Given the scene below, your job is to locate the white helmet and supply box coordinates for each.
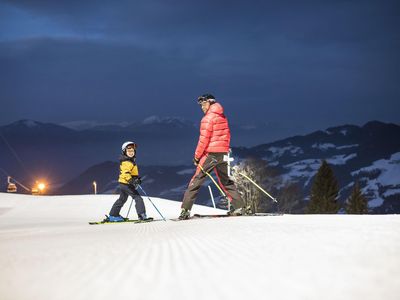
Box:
[121,141,137,153]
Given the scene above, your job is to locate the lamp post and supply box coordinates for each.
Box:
[93,181,97,195]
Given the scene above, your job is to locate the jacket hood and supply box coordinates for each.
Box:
[207,102,224,115]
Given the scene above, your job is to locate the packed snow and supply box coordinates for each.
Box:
[0,193,399,300]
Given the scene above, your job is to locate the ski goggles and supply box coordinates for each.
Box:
[197,96,215,105]
[197,96,207,104]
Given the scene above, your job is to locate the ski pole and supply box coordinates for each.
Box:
[208,185,216,209]
[237,172,278,203]
[137,185,166,221]
[197,164,227,198]
[126,198,134,219]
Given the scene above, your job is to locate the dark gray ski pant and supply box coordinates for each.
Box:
[110,183,145,217]
[181,152,244,211]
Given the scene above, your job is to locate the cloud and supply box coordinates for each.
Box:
[0,0,399,130]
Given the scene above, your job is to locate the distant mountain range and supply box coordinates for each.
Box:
[0,118,197,186]
[0,117,301,184]
[1,119,399,213]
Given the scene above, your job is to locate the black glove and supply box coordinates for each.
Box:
[193,157,200,166]
[128,176,142,187]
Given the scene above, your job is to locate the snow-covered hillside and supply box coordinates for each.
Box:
[233,121,400,213]
[0,193,399,300]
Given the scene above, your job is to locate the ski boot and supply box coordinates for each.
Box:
[228,205,253,216]
[228,207,244,216]
[178,208,191,220]
[138,213,147,220]
[107,215,126,222]
[244,205,253,215]
[138,213,153,221]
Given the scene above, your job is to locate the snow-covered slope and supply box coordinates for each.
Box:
[0,193,399,300]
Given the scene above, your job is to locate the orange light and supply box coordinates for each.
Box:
[38,183,46,191]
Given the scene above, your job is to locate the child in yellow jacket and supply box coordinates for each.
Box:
[108,141,148,222]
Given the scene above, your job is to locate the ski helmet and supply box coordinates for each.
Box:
[197,93,216,105]
[121,141,137,154]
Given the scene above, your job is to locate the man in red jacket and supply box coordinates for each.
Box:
[179,94,245,220]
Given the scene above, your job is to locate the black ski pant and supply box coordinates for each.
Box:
[181,152,244,211]
[110,183,145,217]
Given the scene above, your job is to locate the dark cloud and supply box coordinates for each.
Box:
[0,0,399,134]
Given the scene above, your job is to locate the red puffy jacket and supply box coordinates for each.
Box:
[194,102,231,159]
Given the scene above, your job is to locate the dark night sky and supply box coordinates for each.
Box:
[0,0,399,136]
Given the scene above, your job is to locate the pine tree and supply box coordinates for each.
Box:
[345,181,368,214]
[307,160,340,214]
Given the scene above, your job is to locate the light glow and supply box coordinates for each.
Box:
[37,183,46,191]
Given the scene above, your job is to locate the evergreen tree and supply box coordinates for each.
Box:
[307,160,340,214]
[345,181,368,214]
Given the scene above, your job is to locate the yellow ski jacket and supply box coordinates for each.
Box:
[118,159,139,184]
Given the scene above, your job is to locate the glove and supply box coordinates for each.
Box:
[193,157,200,166]
[128,176,142,187]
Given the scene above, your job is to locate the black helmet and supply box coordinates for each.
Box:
[197,93,216,104]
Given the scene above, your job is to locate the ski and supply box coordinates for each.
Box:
[169,218,186,222]
[193,213,283,218]
[89,217,154,225]
[169,213,283,221]
[193,213,230,218]
[169,217,199,222]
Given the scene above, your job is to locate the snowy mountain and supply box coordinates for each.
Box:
[0,193,399,300]
[233,121,400,213]
[1,119,76,135]
[61,120,130,131]
[61,116,195,131]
